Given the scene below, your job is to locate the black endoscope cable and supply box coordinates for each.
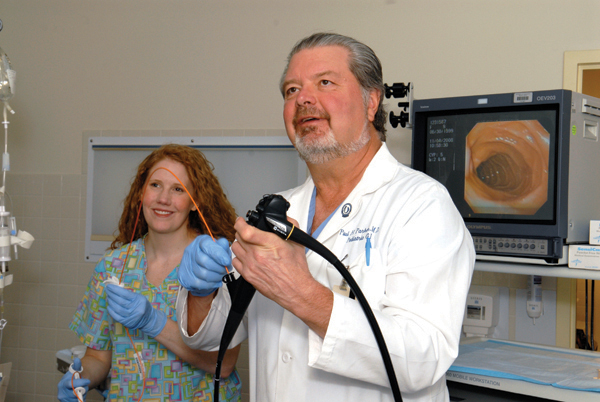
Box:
[212,195,402,402]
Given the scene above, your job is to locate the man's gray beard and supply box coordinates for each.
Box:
[294,122,370,165]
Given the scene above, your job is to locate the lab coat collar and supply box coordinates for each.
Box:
[357,142,398,194]
[289,143,399,243]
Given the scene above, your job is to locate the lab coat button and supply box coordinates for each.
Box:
[282,352,292,363]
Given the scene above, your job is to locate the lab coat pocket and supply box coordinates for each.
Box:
[346,250,386,310]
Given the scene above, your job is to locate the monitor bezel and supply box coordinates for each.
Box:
[410,90,571,240]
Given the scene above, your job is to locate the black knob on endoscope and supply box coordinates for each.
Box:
[246,210,261,227]
[246,194,290,232]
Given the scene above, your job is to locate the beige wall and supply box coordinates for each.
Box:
[1,0,600,400]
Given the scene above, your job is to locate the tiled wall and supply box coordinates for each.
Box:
[0,171,98,401]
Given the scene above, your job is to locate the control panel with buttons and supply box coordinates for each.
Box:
[472,236,550,257]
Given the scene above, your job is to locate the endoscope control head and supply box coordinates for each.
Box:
[246,194,291,237]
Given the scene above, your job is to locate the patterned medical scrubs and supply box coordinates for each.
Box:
[71,237,242,401]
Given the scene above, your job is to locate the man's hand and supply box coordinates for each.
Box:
[231,216,333,337]
[231,217,314,309]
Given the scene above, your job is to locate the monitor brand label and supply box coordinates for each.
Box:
[537,95,556,102]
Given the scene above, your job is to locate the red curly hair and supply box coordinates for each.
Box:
[110,144,237,249]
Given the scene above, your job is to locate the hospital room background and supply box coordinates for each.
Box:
[1,1,600,401]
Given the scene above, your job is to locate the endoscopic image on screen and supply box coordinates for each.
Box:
[464,120,550,216]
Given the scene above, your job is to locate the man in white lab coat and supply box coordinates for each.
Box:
[176,32,475,402]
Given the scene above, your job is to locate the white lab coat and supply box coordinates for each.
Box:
[177,143,475,402]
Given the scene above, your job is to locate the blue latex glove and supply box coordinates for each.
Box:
[57,357,89,402]
[105,284,167,338]
[178,235,232,297]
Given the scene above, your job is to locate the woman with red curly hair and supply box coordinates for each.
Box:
[59,144,242,402]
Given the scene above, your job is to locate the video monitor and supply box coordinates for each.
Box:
[421,106,557,224]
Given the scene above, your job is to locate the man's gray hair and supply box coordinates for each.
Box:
[280,32,387,141]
